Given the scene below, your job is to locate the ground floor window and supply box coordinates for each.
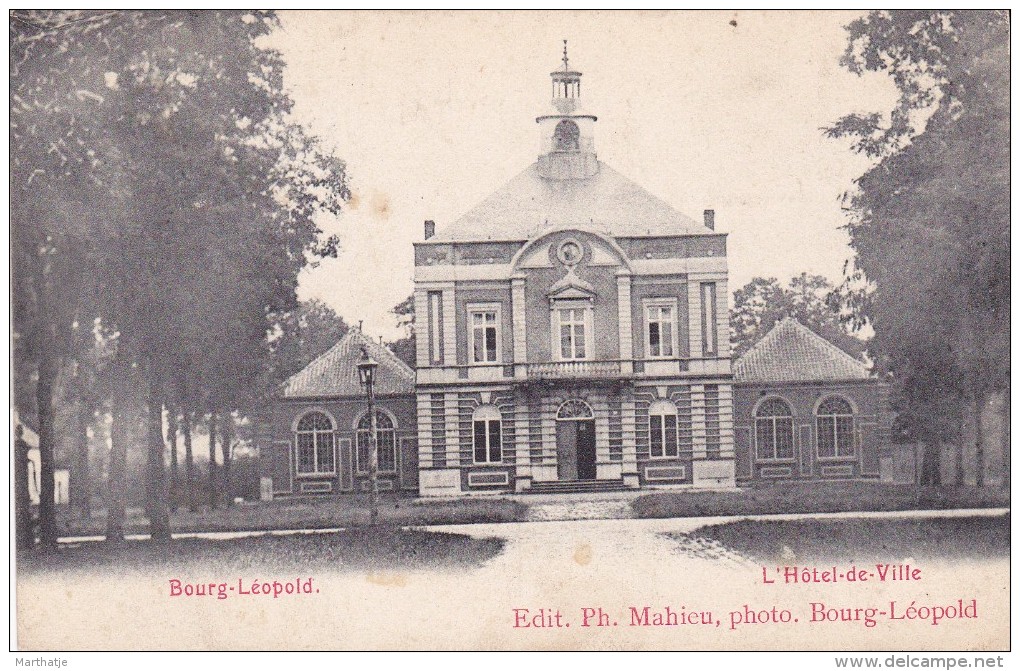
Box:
[473,405,502,463]
[648,399,679,458]
[295,411,335,475]
[816,397,855,458]
[356,410,397,474]
[755,397,793,460]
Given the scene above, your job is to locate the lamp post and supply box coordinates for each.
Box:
[356,346,380,525]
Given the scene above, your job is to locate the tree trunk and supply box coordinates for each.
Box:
[220,412,233,506]
[36,349,58,549]
[974,389,986,488]
[955,409,966,487]
[921,440,942,486]
[71,399,92,519]
[146,381,172,542]
[182,410,196,513]
[166,408,179,511]
[15,433,33,550]
[106,358,130,543]
[208,411,218,510]
[1001,386,1010,490]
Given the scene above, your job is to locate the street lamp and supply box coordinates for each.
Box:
[356,346,380,525]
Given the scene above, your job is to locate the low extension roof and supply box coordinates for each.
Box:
[433,161,713,242]
[279,328,415,399]
[734,317,871,384]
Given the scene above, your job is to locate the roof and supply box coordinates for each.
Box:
[433,161,713,242]
[733,317,871,384]
[279,329,415,399]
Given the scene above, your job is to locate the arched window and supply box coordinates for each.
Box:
[816,397,855,459]
[648,399,679,458]
[557,399,593,420]
[554,119,580,151]
[295,412,335,475]
[356,410,397,475]
[473,405,502,464]
[754,398,793,461]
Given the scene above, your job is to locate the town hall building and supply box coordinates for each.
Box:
[262,47,891,498]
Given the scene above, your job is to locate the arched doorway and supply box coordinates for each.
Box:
[556,399,596,480]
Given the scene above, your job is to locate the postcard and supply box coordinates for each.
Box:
[11,10,1010,655]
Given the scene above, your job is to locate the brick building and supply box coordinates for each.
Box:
[263,48,891,498]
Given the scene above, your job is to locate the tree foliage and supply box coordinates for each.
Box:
[11,10,349,544]
[730,274,867,360]
[826,11,1008,478]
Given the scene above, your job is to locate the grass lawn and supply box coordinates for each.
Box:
[633,481,1010,519]
[58,495,529,538]
[19,527,505,575]
[673,513,1010,563]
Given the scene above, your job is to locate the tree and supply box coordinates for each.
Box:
[730,274,867,360]
[827,11,1009,486]
[12,11,349,545]
[387,294,416,368]
[270,298,350,384]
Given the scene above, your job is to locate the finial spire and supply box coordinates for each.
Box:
[562,39,569,71]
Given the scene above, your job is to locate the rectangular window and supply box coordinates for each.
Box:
[558,307,588,360]
[649,410,679,458]
[473,419,502,463]
[645,300,677,358]
[468,304,500,363]
[701,283,718,356]
[428,291,443,364]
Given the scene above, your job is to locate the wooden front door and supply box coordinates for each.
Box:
[556,420,578,480]
[576,419,596,480]
[556,419,597,481]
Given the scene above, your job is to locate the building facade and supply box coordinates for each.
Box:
[264,329,419,497]
[731,317,891,483]
[412,50,734,496]
[264,49,893,498]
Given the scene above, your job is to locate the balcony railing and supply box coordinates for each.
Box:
[526,360,623,380]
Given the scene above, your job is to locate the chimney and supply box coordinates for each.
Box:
[703,209,715,231]
[424,220,436,240]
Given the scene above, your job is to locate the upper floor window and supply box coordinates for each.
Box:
[295,411,335,475]
[558,307,588,360]
[472,405,502,464]
[755,397,793,461]
[648,399,679,458]
[816,397,855,459]
[468,303,501,364]
[645,299,677,358]
[356,410,397,474]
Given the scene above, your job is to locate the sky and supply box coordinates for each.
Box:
[264,10,897,340]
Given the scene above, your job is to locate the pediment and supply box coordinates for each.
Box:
[548,271,596,301]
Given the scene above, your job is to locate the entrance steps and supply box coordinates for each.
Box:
[526,479,631,495]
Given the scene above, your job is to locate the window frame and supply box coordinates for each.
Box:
[472,405,503,464]
[294,411,337,477]
[815,396,856,461]
[467,302,502,365]
[355,409,398,475]
[753,397,795,462]
[700,282,718,356]
[553,302,593,361]
[648,399,680,459]
[428,290,443,365]
[644,298,678,359]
